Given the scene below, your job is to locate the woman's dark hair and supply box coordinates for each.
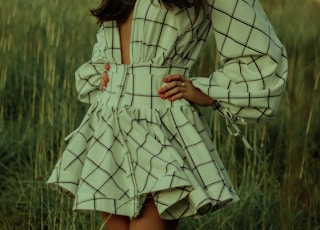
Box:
[90,0,205,24]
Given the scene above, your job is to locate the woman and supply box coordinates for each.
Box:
[47,0,287,229]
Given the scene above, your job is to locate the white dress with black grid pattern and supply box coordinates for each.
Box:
[47,0,287,219]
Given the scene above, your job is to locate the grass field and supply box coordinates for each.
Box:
[0,0,319,229]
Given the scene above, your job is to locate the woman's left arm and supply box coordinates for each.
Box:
[159,0,288,121]
[158,74,215,106]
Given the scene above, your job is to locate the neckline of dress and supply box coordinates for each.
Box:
[115,0,139,65]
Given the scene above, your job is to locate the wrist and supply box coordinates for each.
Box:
[210,100,219,109]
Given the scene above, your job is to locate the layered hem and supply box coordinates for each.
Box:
[47,68,239,219]
[47,161,239,219]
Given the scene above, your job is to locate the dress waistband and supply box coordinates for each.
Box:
[108,63,190,77]
[98,63,191,109]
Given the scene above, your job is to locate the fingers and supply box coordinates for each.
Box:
[159,74,186,92]
[158,74,214,106]
[167,92,185,101]
[158,81,185,94]
[158,75,188,101]
[162,74,184,83]
[159,85,185,100]
[100,64,111,91]
[100,64,112,91]
[100,71,109,91]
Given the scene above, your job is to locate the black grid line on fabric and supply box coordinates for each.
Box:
[134,17,177,31]
[266,88,271,111]
[239,56,276,81]
[185,7,195,36]
[48,0,287,219]
[239,61,250,93]
[167,171,190,186]
[81,156,129,196]
[75,196,125,210]
[189,108,207,130]
[77,65,99,90]
[237,5,257,56]
[163,128,178,143]
[248,92,252,107]
[134,146,180,192]
[130,3,138,66]
[130,70,136,107]
[126,129,179,170]
[159,122,180,144]
[196,127,209,139]
[276,69,287,83]
[212,2,278,45]
[212,93,283,100]
[142,1,152,28]
[56,179,79,188]
[113,199,117,215]
[62,120,95,171]
[159,109,194,146]
[150,73,154,109]
[63,149,86,171]
[212,14,283,63]
[204,179,226,191]
[265,17,272,57]
[153,198,174,210]
[89,132,118,158]
[169,118,229,193]
[101,115,126,147]
[255,107,270,122]
[218,0,241,55]
[154,9,169,60]
[181,139,205,151]
[252,58,266,89]
[168,109,207,186]
[103,26,118,60]
[127,129,177,164]
[215,32,265,58]
[130,40,170,53]
[88,102,100,116]
[118,189,131,200]
[132,117,164,134]
[227,90,231,104]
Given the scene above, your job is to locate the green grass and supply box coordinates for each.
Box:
[0,0,319,229]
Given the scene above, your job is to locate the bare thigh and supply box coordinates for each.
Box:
[129,196,179,230]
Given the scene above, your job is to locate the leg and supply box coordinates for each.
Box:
[129,197,179,230]
[101,212,130,230]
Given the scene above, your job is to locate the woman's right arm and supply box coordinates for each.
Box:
[75,26,108,104]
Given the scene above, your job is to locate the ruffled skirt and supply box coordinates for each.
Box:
[47,64,239,219]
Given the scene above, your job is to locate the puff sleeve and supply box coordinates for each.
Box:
[74,27,107,104]
[192,0,288,124]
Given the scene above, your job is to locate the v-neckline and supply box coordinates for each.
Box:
[116,2,138,65]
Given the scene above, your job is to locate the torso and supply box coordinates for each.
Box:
[118,11,133,64]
